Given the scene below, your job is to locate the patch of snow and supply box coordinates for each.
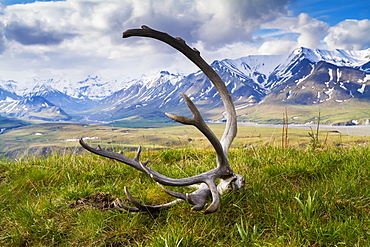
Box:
[339,82,347,91]
[328,68,334,85]
[286,90,292,99]
[159,97,172,108]
[5,97,16,102]
[358,84,366,94]
[66,136,99,142]
[337,69,342,82]
[324,87,334,100]
[359,74,370,83]
[299,47,370,67]
[230,81,238,93]
[234,103,255,111]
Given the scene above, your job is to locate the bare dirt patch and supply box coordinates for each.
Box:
[69,192,118,210]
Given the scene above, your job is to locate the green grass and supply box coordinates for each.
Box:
[1,142,369,246]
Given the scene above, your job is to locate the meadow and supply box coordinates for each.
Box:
[0,123,369,246]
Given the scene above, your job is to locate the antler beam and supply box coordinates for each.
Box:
[80,25,244,214]
[123,25,237,153]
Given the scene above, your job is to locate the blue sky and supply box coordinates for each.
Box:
[290,0,369,25]
[0,0,369,82]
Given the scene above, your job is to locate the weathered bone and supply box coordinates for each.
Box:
[79,25,244,214]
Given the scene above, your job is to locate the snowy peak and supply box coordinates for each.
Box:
[1,76,136,101]
[294,47,370,67]
[138,71,184,88]
[71,75,131,100]
[222,54,288,76]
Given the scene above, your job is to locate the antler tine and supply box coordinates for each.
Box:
[79,138,148,173]
[112,198,139,212]
[123,187,183,213]
[138,162,222,186]
[165,93,228,167]
[157,183,212,211]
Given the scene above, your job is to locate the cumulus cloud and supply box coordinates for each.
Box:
[4,19,76,45]
[189,0,292,48]
[258,38,298,55]
[262,13,329,49]
[324,19,370,50]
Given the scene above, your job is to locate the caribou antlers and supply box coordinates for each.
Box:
[79,25,244,214]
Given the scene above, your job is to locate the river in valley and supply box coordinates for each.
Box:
[238,122,370,136]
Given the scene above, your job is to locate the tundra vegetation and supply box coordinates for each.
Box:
[0,132,369,246]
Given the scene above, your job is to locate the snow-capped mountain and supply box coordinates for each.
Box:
[0,47,369,122]
[86,65,267,121]
[1,76,136,101]
[0,94,71,121]
[261,47,370,104]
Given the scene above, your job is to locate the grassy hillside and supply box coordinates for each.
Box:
[0,143,369,246]
[233,100,370,125]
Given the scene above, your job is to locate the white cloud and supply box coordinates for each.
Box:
[191,0,292,48]
[261,13,329,49]
[324,19,370,50]
[258,38,298,55]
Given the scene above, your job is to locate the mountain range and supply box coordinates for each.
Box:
[0,47,369,124]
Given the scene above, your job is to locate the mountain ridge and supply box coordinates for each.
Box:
[0,47,369,124]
